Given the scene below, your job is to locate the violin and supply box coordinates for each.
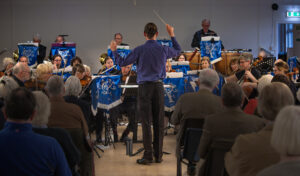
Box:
[24,79,46,91]
[80,75,92,87]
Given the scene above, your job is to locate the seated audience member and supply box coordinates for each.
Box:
[12,62,31,87]
[225,82,295,176]
[32,91,81,175]
[65,56,83,73]
[201,56,210,69]
[64,76,91,123]
[176,53,187,61]
[0,76,19,129]
[18,56,29,65]
[0,87,71,176]
[243,74,273,115]
[197,82,265,175]
[271,74,298,104]
[26,63,53,91]
[257,106,300,176]
[52,54,63,71]
[45,75,93,176]
[1,57,15,76]
[171,68,222,158]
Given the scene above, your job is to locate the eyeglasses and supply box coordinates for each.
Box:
[54,59,61,62]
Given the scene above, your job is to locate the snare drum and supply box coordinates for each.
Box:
[184,51,201,70]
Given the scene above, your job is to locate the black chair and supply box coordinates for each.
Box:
[201,139,234,176]
[177,118,205,176]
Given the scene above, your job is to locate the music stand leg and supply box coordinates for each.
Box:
[104,112,115,149]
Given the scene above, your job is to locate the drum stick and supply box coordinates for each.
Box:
[153,10,167,25]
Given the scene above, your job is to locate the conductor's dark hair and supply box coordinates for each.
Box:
[5,87,36,120]
[70,56,82,66]
[221,82,243,107]
[144,22,158,39]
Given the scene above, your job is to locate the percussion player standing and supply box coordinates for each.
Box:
[110,22,181,165]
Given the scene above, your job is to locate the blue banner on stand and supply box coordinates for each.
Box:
[51,43,76,68]
[108,46,131,70]
[157,39,173,47]
[171,62,190,74]
[212,74,224,96]
[18,43,39,66]
[91,75,122,115]
[163,77,185,112]
[200,36,222,64]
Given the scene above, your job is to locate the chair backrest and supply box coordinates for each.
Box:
[203,139,234,176]
[182,128,202,162]
[180,118,205,147]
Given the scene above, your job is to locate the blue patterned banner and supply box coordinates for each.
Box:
[18,43,38,66]
[171,61,190,74]
[200,36,222,64]
[91,75,122,115]
[51,43,76,68]
[163,76,185,112]
[157,39,173,47]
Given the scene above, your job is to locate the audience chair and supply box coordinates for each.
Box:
[177,118,205,176]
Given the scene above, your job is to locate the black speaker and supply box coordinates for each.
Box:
[272,3,279,11]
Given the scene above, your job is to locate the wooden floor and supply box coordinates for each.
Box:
[93,124,187,176]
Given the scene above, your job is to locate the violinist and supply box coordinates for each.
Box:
[1,57,15,77]
[19,56,29,65]
[97,55,120,75]
[72,64,86,81]
[228,57,240,76]
[176,53,187,62]
[166,60,175,72]
[65,56,82,73]
[119,64,138,142]
[226,53,261,99]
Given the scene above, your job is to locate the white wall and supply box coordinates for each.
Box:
[1,0,300,72]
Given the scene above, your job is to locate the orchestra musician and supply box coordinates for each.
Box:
[228,57,240,76]
[119,64,138,142]
[201,56,210,69]
[33,33,47,64]
[191,19,224,49]
[52,54,63,71]
[65,56,83,73]
[1,57,15,77]
[110,23,181,164]
[97,55,120,75]
[176,53,187,62]
[226,53,261,99]
[19,56,29,65]
[25,63,53,91]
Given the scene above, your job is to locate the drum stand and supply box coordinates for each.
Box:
[104,112,115,149]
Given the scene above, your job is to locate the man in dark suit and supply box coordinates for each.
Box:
[33,34,46,64]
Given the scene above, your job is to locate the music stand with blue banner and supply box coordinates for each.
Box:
[200,36,222,64]
[18,43,39,67]
[185,70,201,93]
[50,43,76,68]
[108,45,131,70]
[157,39,173,47]
[171,61,190,74]
[164,72,185,112]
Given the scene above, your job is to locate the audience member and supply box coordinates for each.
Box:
[0,87,71,176]
[2,57,15,76]
[257,106,300,176]
[197,82,265,175]
[12,62,31,87]
[225,82,294,176]
[32,91,81,175]
[171,68,222,158]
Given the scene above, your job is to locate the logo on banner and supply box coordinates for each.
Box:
[58,50,70,65]
[165,83,177,103]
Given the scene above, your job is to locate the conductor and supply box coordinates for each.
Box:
[110,22,181,165]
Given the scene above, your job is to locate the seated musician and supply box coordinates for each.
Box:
[97,55,120,75]
[72,64,86,80]
[201,56,210,69]
[25,63,53,91]
[228,57,240,75]
[119,64,138,142]
[166,60,175,72]
[176,53,187,62]
[226,53,261,99]
[19,56,29,65]
[65,56,83,73]
[52,54,63,71]
[1,57,15,76]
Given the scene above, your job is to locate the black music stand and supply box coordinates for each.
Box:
[254,57,275,75]
[103,112,115,148]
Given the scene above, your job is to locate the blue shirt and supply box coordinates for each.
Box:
[0,122,72,176]
[113,37,181,84]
